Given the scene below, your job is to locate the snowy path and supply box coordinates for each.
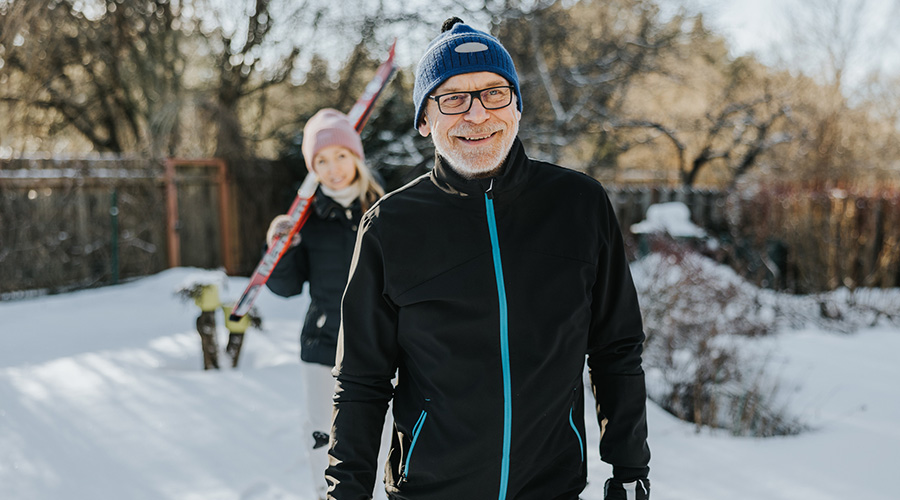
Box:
[1,269,898,499]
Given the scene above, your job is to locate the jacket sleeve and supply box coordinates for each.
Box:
[586,190,651,480]
[326,210,399,499]
[263,243,309,297]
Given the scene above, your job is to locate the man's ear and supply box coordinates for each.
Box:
[417,114,431,137]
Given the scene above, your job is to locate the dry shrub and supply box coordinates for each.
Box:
[633,236,806,436]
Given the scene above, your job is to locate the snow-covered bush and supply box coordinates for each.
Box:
[769,286,900,333]
[632,238,805,436]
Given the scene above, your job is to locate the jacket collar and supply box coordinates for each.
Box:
[313,187,359,219]
[429,138,530,200]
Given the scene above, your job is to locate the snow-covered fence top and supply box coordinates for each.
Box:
[607,184,900,293]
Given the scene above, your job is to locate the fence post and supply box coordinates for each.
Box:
[164,159,180,269]
[110,188,119,284]
[214,159,236,275]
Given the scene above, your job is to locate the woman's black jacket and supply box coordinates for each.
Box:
[265,189,363,366]
[326,139,651,499]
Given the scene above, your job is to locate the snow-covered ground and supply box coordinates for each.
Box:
[1,266,899,499]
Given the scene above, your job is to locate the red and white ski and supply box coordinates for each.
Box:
[230,41,396,321]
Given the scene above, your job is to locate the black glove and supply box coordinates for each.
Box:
[604,478,650,500]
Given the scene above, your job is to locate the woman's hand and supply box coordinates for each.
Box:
[266,214,302,248]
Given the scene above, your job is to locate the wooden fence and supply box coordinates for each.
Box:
[1,157,166,297]
[607,185,900,293]
[0,156,292,297]
[607,186,728,234]
[1,157,897,297]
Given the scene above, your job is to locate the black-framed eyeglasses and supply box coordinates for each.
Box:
[428,86,515,115]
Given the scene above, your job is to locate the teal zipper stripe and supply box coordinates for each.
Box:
[569,407,585,462]
[485,194,512,500]
[403,410,428,479]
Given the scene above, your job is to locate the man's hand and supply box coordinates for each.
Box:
[266,214,301,248]
[604,478,650,500]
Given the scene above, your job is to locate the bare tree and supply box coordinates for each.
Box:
[0,0,188,156]
[493,0,683,167]
[617,87,792,187]
[0,0,47,49]
[599,14,796,187]
[772,0,900,186]
[782,0,900,94]
[200,0,305,162]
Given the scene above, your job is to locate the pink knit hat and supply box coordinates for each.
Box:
[301,108,365,171]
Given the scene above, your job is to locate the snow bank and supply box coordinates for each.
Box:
[1,266,898,499]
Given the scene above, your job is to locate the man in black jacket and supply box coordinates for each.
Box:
[325,18,651,500]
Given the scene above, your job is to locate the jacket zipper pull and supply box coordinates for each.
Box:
[485,178,495,200]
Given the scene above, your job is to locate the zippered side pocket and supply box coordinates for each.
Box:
[401,409,428,482]
[569,395,585,464]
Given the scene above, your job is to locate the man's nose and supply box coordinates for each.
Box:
[464,97,490,123]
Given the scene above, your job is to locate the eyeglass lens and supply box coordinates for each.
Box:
[437,87,512,114]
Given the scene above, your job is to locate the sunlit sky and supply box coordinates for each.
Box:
[674,0,900,88]
[389,0,900,92]
[44,0,900,91]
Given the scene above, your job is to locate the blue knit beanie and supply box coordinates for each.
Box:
[413,18,522,128]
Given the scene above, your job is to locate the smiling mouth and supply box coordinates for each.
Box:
[457,131,498,143]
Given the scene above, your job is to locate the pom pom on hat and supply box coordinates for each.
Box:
[301,109,365,171]
[413,17,522,128]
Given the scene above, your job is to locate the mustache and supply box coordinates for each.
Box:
[450,124,503,137]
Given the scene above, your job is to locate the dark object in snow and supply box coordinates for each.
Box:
[312,431,329,449]
[222,303,257,368]
[196,311,219,370]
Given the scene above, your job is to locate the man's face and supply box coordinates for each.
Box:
[418,71,521,179]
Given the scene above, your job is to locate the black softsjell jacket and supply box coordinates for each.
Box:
[327,139,650,500]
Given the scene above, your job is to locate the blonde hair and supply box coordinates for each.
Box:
[353,155,385,212]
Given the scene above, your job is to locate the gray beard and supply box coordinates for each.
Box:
[445,155,507,180]
[433,136,516,180]
[430,116,519,180]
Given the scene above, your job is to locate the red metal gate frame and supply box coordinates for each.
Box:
[164,158,235,274]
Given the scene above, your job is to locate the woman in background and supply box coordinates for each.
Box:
[264,108,383,500]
